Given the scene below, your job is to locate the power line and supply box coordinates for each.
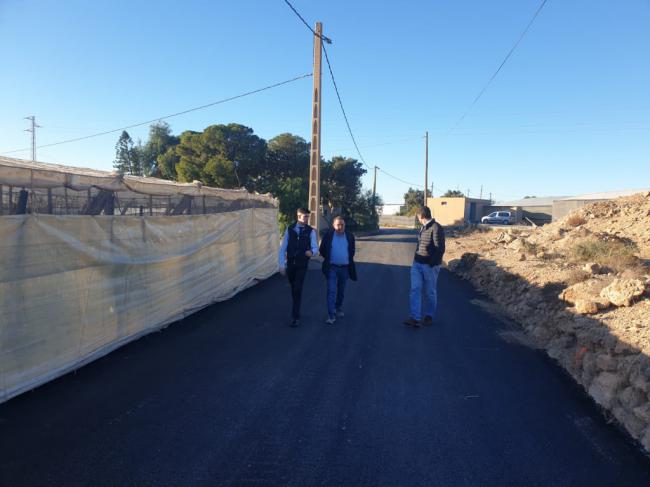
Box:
[283,0,332,44]
[450,0,549,130]
[322,46,434,189]
[283,1,428,191]
[2,73,313,155]
[321,45,373,171]
[326,134,424,154]
[376,167,423,188]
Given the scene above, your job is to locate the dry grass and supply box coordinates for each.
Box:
[617,264,650,280]
[570,234,640,271]
[523,241,539,256]
[566,214,587,227]
[564,268,592,286]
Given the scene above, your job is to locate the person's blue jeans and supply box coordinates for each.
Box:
[327,265,348,318]
[409,262,441,321]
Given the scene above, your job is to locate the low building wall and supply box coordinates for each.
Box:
[379,215,416,228]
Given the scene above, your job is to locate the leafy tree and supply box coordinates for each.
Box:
[399,187,431,216]
[113,131,142,176]
[275,177,310,232]
[321,156,367,218]
[265,133,310,182]
[140,122,179,178]
[351,190,383,230]
[261,134,311,225]
[169,124,266,190]
[442,189,465,197]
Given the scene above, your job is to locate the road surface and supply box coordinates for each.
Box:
[1,229,649,486]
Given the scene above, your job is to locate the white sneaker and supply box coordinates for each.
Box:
[325,316,336,325]
[335,308,345,318]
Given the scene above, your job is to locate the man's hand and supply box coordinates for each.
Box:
[305,250,313,257]
[279,267,286,276]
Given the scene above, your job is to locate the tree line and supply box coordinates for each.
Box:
[113,122,382,230]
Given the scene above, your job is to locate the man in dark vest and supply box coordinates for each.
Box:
[404,206,445,327]
[278,207,319,327]
[319,215,357,324]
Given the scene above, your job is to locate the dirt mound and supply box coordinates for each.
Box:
[559,192,650,257]
[445,191,650,453]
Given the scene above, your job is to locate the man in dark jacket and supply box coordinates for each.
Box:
[404,206,445,327]
[279,208,319,327]
[319,216,357,324]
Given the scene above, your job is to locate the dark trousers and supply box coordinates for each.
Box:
[287,259,309,319]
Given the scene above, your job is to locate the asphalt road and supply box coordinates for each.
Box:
[2,229,650,486]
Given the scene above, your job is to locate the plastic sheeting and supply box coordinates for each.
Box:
[0,156,277,202]
[0,208,279,403]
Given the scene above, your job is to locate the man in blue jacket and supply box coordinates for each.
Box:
[404,206,445,328]
[319,216,357,324]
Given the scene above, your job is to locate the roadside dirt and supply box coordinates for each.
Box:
[445,191,650,451]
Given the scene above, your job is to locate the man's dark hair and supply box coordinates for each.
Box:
[416,206,432,219]
[297,207,311,215]
[332,215,345,223]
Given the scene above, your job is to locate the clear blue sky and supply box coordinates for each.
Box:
[1,0,649,204]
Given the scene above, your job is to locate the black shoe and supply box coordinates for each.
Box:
[403,317,420,327]
[422,316,433,326]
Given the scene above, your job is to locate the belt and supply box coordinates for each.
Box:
[331,263,349,267]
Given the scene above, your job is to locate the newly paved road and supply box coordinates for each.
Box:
[2,229,650,486]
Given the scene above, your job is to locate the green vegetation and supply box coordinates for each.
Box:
[114,124,379,230]
[442,189,465,197]
[570,235,639,270]
[397,188,431,216]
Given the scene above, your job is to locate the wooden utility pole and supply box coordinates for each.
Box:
[424,131,429,206]
[372,166,377,200]
[308,22,323,234]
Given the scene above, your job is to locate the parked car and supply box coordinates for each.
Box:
[481,211,513,225]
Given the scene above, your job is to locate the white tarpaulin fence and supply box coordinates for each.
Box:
[0,157,280,403]
[0,210,279,403]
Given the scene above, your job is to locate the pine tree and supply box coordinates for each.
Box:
[113,131,135,175]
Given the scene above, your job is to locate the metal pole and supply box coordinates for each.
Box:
[308,22,323,236]
[24,116,40,161]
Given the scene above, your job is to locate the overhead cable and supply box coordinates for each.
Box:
[283,0,332,44]
[283,1,433,191]
[450,0,549,130]
[377,167,423,188]
[2,73,313,155]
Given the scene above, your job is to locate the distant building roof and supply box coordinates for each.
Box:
[559,189,650,201]
[496,196,569,207]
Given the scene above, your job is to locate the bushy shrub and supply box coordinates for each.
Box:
[566,214,587,227]
[570,234,639,270]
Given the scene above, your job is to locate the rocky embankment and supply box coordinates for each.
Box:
[445,192,650,452]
